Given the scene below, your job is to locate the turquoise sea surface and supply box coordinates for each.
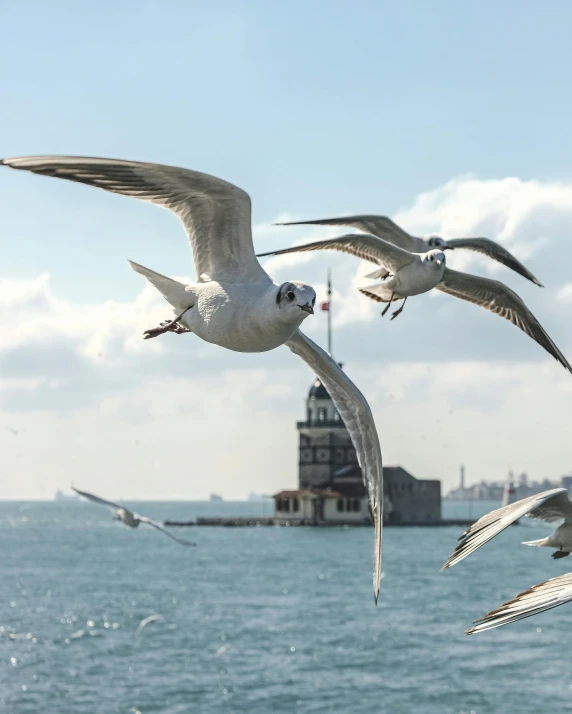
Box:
[2,499,571,714]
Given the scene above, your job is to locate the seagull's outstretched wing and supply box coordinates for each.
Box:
[441,488,569,570]
[138,516,197,546]
[71,485,127,513]
[275,215,421,252]
[286,330,383,604]
[258,233,415,274]
[436,268,572,373]
[466,572,572,634]
[0,156,269,285]
[446,237,543,287]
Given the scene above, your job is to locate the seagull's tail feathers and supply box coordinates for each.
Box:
[358,284,393,303]
[128,261,194,312]
[364,267,391,280]
[522,537,550,547]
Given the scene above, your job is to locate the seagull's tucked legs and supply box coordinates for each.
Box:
[390,297,407,321]
[381,293,395,317]
[143,308,192,340]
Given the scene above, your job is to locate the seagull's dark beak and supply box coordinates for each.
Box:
[299,303,314,315]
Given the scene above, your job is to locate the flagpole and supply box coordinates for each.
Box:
[327,268,332,357]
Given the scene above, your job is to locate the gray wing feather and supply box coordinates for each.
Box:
[436,268,572,373]
[466,572,572,634]
[138,517,197,546]
[71,486,127,513]
[447,237,543,287]
[1,155,268,284]
[441,488,568,570]
[286,330,383,604]
[257,233,415,273]
[527,490,572,523]
[275,215,421,251]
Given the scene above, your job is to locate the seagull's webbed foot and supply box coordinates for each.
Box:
[390,298,408,321]
[552,549,570,559]
[143,308,192,340]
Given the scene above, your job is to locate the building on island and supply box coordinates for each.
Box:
[273,375,441,525]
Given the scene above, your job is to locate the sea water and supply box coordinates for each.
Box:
[1,500,570,714]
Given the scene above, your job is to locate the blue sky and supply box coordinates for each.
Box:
[3,1,572,298]
[2,1,572,498]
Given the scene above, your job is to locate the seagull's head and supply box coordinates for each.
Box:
[427,235,450,250]
[275,281,316,323]
[424,249,447,269]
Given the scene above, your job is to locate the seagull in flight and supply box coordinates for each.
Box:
[1,155,383,603]
[257,233,571,373]
[275,214,543,286]
[441,487,572,570]
[71,485,197,546]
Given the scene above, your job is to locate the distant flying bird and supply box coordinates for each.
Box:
[1,156,383,604]
[275,214,543,286]
[5,427,20,436]
[441,488,572,570]
[71,486,197,546]
[258,233,571,373]
[466,571,572,634]
[135,614,164,635]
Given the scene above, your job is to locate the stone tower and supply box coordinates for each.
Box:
[297,377,359,488]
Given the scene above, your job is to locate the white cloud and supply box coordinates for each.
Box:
[2,174,572,498]
[557,283,572,302]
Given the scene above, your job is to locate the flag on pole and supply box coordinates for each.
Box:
[320,301,329,312]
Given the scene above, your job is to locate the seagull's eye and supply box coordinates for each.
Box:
[287,291,295,301]
[312,297,316,306]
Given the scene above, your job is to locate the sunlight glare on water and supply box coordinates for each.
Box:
[1,500,570,714]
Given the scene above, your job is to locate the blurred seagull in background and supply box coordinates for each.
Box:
[257,233,571,373]
[72,486,197,546]
[275,214,543,286]
[1,155,383,604]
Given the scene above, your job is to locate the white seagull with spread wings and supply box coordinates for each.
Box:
[258,233,571,373]
[1,155,383,603]
[275,214,543,286]
[442,488,572,570]
[72,485,196,546]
